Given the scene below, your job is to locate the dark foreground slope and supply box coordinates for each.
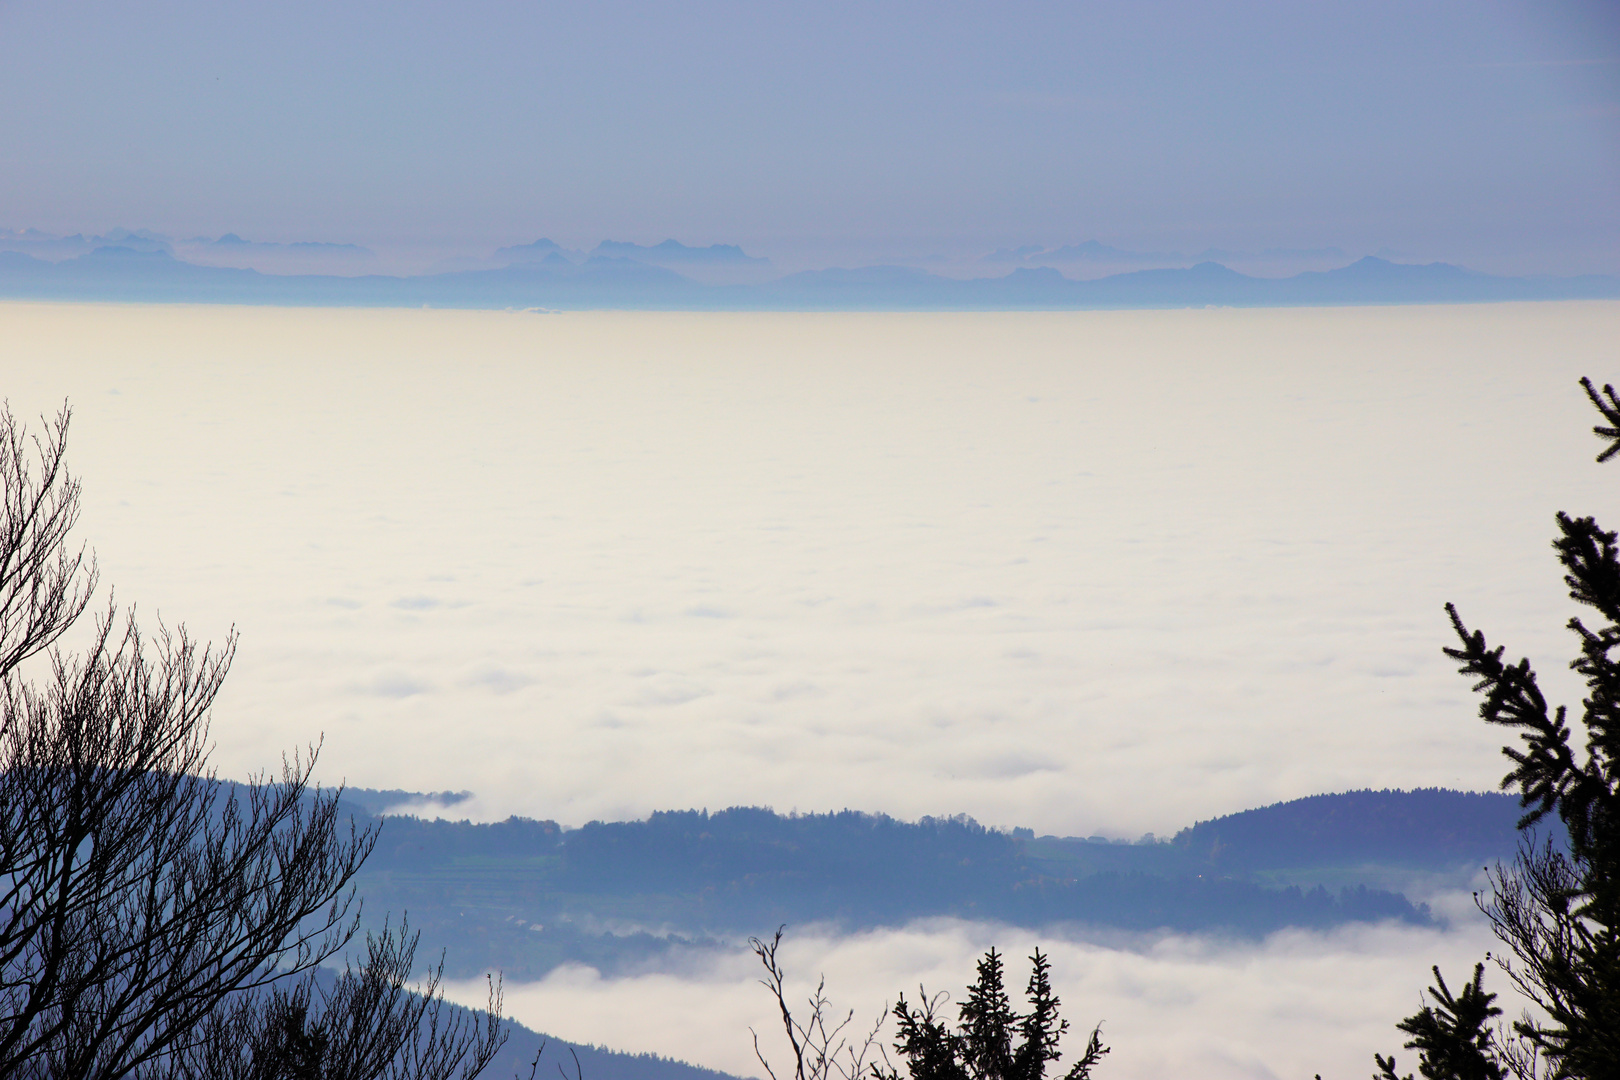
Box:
[482,1017,741,1080]
[340,789,1521,980]
[299,965,743,1080]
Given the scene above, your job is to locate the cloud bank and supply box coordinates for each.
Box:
[2,301,1615,839]
[445,910,1502,1080]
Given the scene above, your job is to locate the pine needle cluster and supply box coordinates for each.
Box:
[1376,378,1620,1080]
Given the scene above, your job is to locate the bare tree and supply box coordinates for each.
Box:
[178,919,505,1080]
[0,402,96,674]
[0,402,506,1079]
[750,928,889,1080]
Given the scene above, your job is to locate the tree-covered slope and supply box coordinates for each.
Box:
[338,789,1523,979]
[1169,788,1536,872]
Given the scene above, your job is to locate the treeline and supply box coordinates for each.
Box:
[354,787,1526,893]
[1170,787,1540,872]
[341,794,1499,966]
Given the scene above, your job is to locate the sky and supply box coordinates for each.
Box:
[4,4,1620,1072]
[1,1,1617,272]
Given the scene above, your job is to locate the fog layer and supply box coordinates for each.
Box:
[1,302,1616,836]
[444,911,1500,1080]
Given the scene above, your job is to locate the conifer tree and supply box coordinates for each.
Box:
[1374,964,1503,1080]
[1378,378,1620,1079]
[881,948,1106,1080]
[750,933,1104,1080]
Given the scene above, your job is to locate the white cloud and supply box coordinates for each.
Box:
[4,300,1591,1072]
[444,914,1504,1080]
[2,301,1614,837]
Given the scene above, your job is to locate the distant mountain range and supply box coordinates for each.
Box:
[486,238,765,268]
[0,239,1614,310]
[209,232,372,255]
[592,239,767,266]
[0,227,375,261]
[981,240,1352,266]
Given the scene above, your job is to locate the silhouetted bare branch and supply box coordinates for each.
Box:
[0,400,509,1079]
[750,927,889,1080]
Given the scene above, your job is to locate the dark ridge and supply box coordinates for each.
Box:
[1171,787,1545,871]
[487,1019,744,1080]
[344,797,1460,982]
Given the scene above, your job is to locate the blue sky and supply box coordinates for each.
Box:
[1,0,1616,271]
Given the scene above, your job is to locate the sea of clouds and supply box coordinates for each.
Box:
[4,301,1614,836]
[2,299,1615,1077]
[447,903,1501,1080]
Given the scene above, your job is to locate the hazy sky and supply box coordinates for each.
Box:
[1,1,1616,271]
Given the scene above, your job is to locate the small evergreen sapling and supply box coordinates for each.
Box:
[750,932,1104,1080]
[881,948,1106,1080]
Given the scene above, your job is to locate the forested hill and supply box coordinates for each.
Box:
[1170,788,1542,872]
[562,808,1020,900]
[346,786,1529,883]
[332,788,1527,979]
